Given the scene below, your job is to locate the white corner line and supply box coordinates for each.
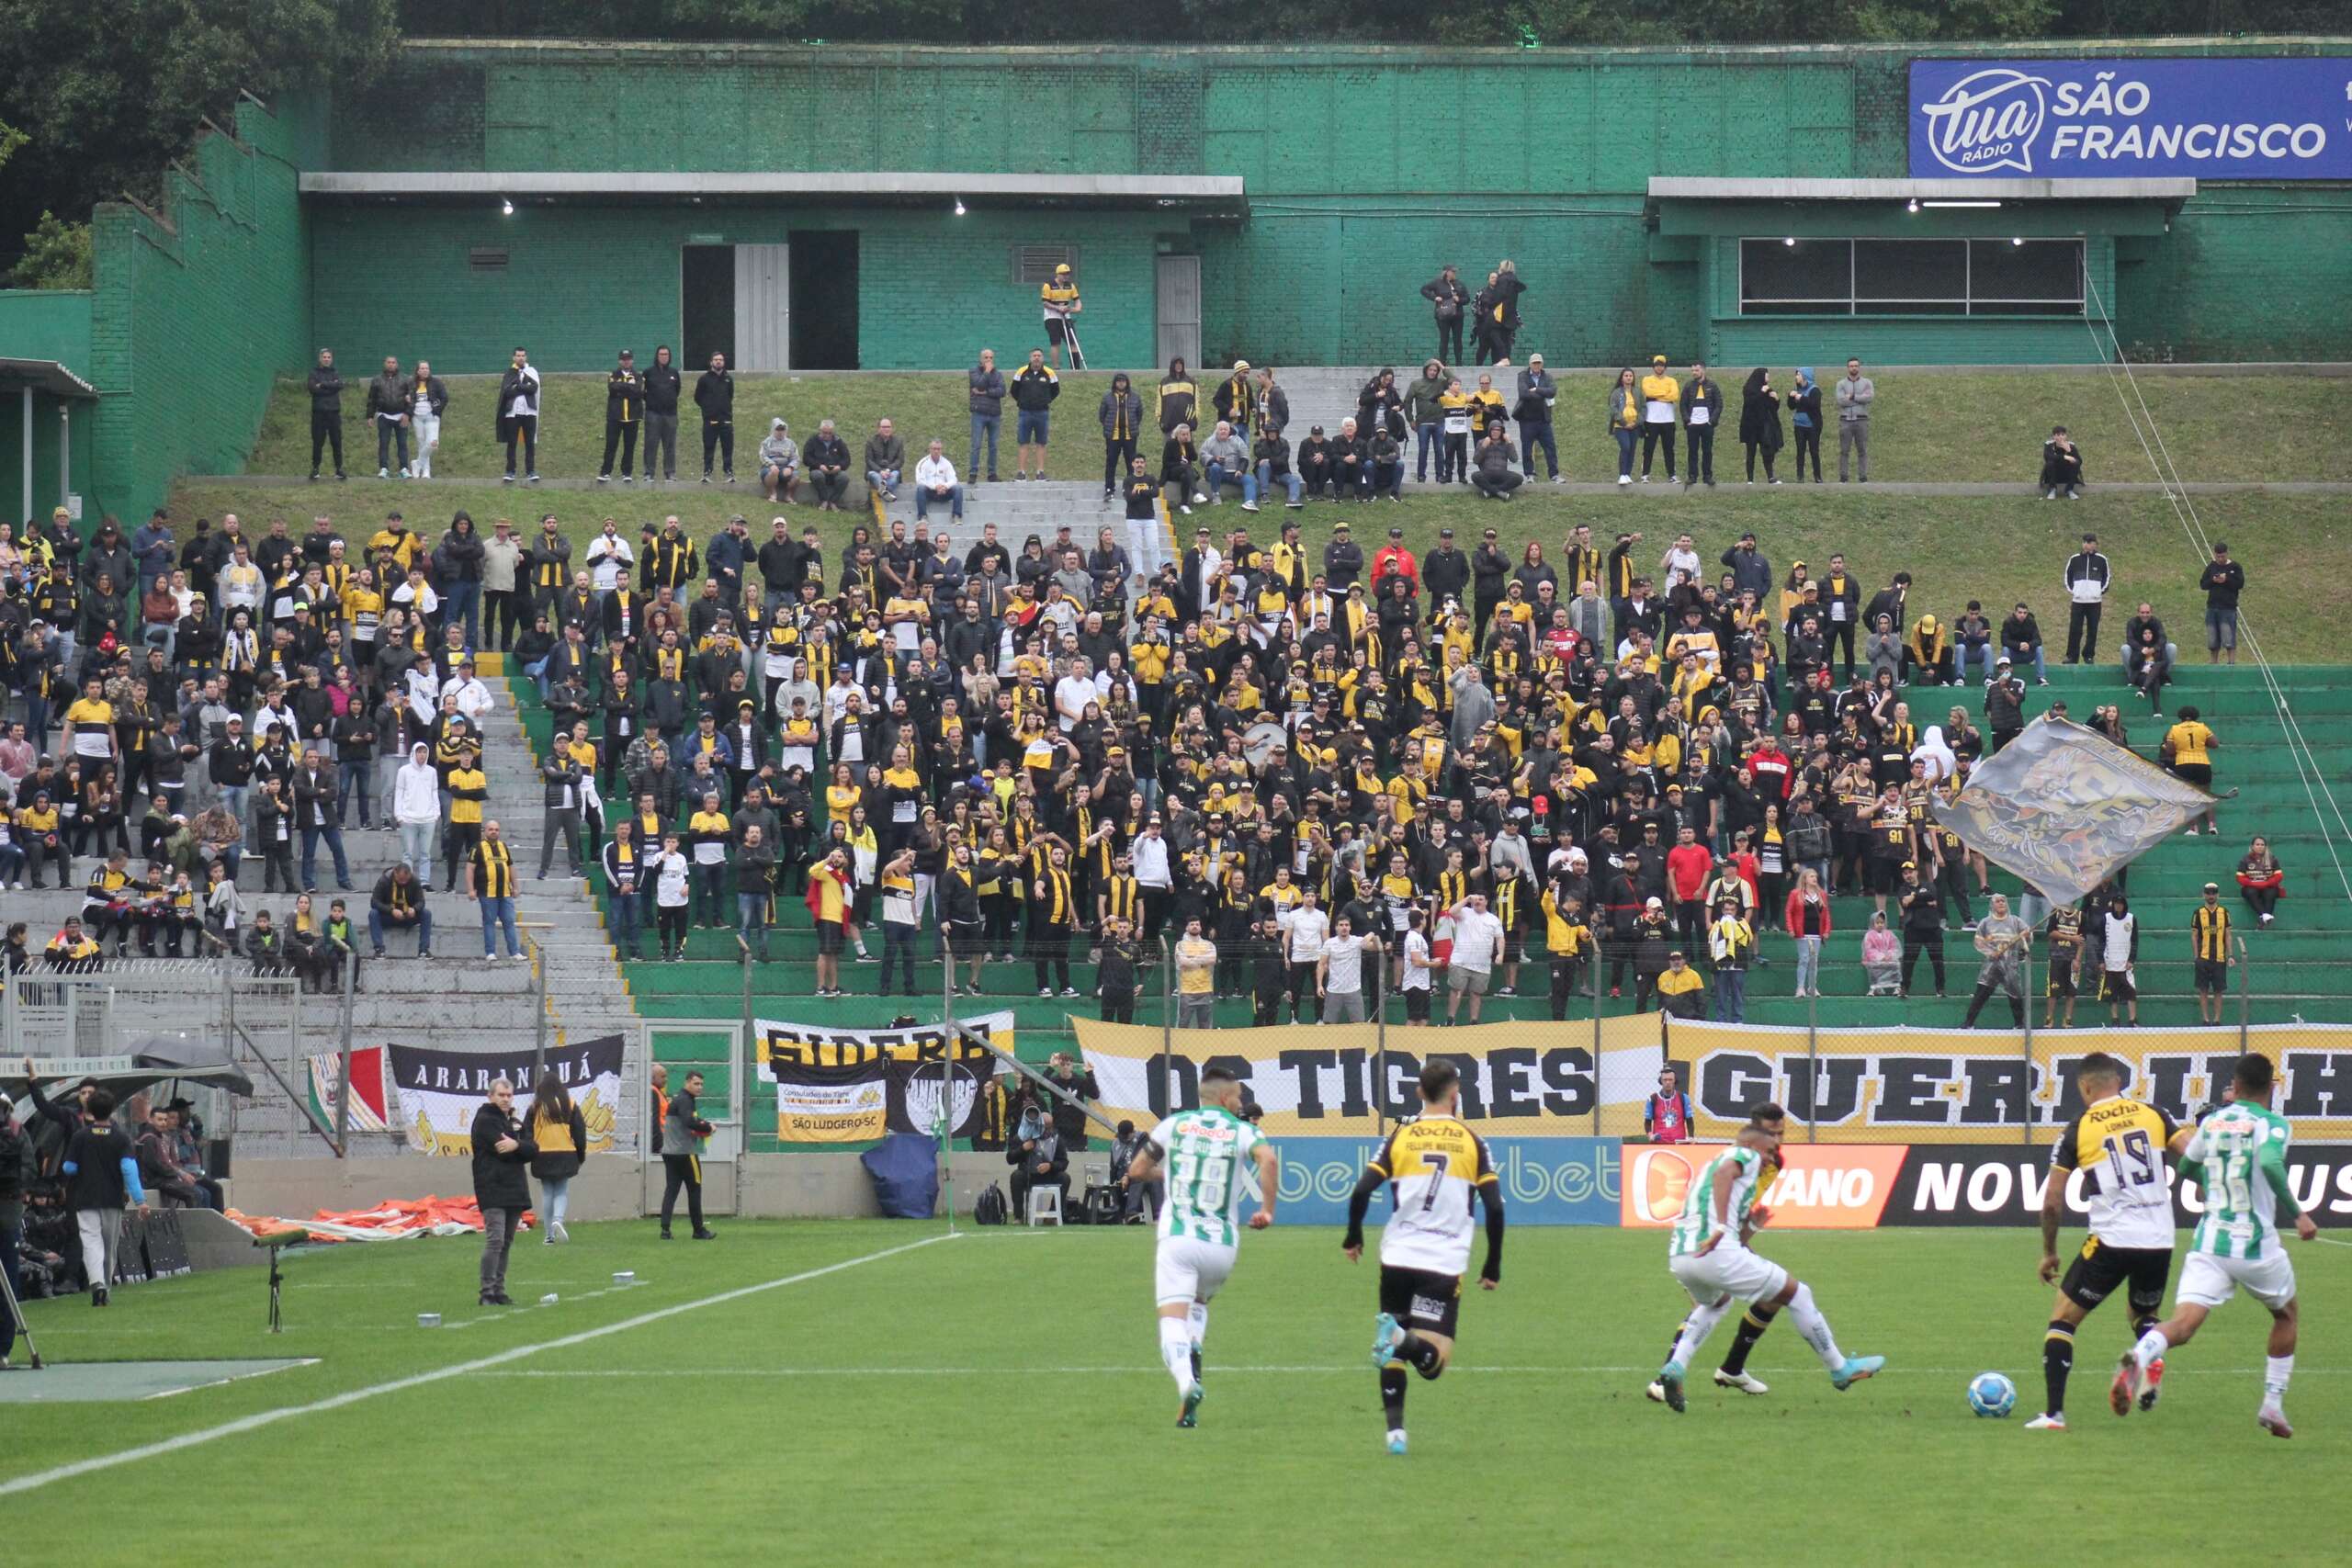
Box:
[142,1359,324,1401]
[0,1233,956,1498]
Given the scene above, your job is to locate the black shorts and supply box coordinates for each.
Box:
[2195,956,2228,993]
[816,923,844,956]
[2173,761,2212,791]
[945,919,982,952]
[1044,317,1072,344]
[2045,953,2077,998]
[1379,1265,1462,1339]
[2100,968,2135,1002]
[2059,1238,2172,1316]
[1403,986,1430,1022]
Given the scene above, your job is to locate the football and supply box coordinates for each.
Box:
[1968,1371,2018,1418]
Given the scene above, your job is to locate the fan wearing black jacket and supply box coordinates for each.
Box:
[694,353,736,481]
[306,350,345,480]
[469,1078,537,1304]
[598,350,645,483]
[1420,265,1470,362]
[642,344,684,481]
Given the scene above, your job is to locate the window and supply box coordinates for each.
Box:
[468,247,510,273]
[1012,244,1076,286]
[1738,238,2082,316]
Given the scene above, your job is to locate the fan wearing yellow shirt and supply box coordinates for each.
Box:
[2162,705,2220,836]
[63,681,117,764]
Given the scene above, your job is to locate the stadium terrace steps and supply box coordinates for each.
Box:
[485,615,2347,1049]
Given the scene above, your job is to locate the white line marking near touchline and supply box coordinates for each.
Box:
[0,1234,956,1499]
[469,1362,2344,1380]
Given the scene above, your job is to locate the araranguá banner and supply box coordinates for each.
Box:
[391,1035,625,1156]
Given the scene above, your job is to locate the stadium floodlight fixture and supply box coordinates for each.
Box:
[1922,199,2001,209]
[501,197,514,217]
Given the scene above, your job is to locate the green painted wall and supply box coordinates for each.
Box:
[0,288,96,371]
[309,204,1175,376]
[308,39,2352,373]
[86,93,328,525]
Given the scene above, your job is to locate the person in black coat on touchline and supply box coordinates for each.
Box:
[469,1077,537,1305]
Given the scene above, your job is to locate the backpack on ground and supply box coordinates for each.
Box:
[974,1182,1008,1225]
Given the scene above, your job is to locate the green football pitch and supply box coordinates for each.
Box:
[3,1222,2346,1564]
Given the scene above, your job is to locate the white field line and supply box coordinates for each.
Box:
[467,1363,2346,1379]
[0,1233,956,1498]
[143,1359,323,1401]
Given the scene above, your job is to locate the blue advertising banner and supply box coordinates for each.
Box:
[1909,58,2352,180]
[1266,1136,1622,1227]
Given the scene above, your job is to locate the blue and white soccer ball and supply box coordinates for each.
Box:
[1967,1371,2018,1418]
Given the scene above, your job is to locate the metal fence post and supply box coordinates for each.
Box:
[531,935,550,1084]
[1590,932,1604,1139]
[941,926,958,1231]
[2019,937,2037,1148]
[2235,935,2251,1061]
[1158,934,1173,1120]
[1374,958,1388,1139]
[333,949,356,1156]
[1805,982,1819,1145]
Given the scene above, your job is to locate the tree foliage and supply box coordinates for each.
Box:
[9,212,93,289]
[0,0,399,272]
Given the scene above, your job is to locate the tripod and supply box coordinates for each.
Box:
[0,1240,44,1370]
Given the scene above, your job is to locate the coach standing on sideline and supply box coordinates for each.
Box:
[661,1070,717,1240]
[469,1077,536,1307]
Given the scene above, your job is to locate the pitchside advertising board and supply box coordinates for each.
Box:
[1620,1142,2352,1229]
[1274,1137,1620,1227]
[1909,58,2352,180]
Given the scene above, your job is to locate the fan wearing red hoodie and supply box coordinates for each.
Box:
[1665,825,1716,954]
[1747,739,1793,800]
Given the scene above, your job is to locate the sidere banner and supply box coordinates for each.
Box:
[754,1011,1012,1144]
[1664,1021,2352,1145]
[1073,1017,1667,1137]
[392,1035,625,1157]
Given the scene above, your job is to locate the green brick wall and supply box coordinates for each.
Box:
[86,94,327,522]
[311,204,1171,376]
[311,40,2352,373]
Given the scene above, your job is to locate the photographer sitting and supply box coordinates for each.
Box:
[1109,1118,1162,1225]
[1003,1092,1069,1224]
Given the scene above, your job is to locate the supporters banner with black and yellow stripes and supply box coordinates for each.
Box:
[756,1010,1012,1143]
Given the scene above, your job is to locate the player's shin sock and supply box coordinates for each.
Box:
[1396,1332,1445,1380]
[1159,1315,1195,1394]
[1720,1305,1778,1376]
[2265,1356,2294,1404]
[1189,1302,1208,1382]
[2132,1325,2170,1370]
[1380,1364,1408,1430]
[1670,1299,1731,1369]
[2043,1321,2076,1416]
[1786,1283,1847,1371]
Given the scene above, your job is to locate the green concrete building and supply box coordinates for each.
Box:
[3,37,2346,520]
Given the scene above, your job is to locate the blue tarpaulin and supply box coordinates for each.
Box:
[860,1133,941,1220]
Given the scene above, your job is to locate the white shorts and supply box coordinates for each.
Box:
[1669,1245,1789,1308]
[1155,1235,1237,1308]
[2176,1248,2296,1313]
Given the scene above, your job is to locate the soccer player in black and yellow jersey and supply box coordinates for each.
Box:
[1342,1059,1504,1457]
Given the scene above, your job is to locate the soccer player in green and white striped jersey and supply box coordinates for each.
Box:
[1653,1103,1884,1414]
[1121,1066,1279,1428]
[2113,1054,2318,1437]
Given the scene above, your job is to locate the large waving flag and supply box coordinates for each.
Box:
[1930,716,2215,905]
[307,1044,391,1133]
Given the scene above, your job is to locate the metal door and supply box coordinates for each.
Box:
[641,1021,743,1216]
[1156,254,1201,371]
[733,244,791,372]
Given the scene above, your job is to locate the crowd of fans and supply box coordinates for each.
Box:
[0,326,2278,1020]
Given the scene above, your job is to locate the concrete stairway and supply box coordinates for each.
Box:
[872,479,1178,584]
[9,676,642,1157]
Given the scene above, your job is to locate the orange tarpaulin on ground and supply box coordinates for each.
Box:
[226,1196,531,1244]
